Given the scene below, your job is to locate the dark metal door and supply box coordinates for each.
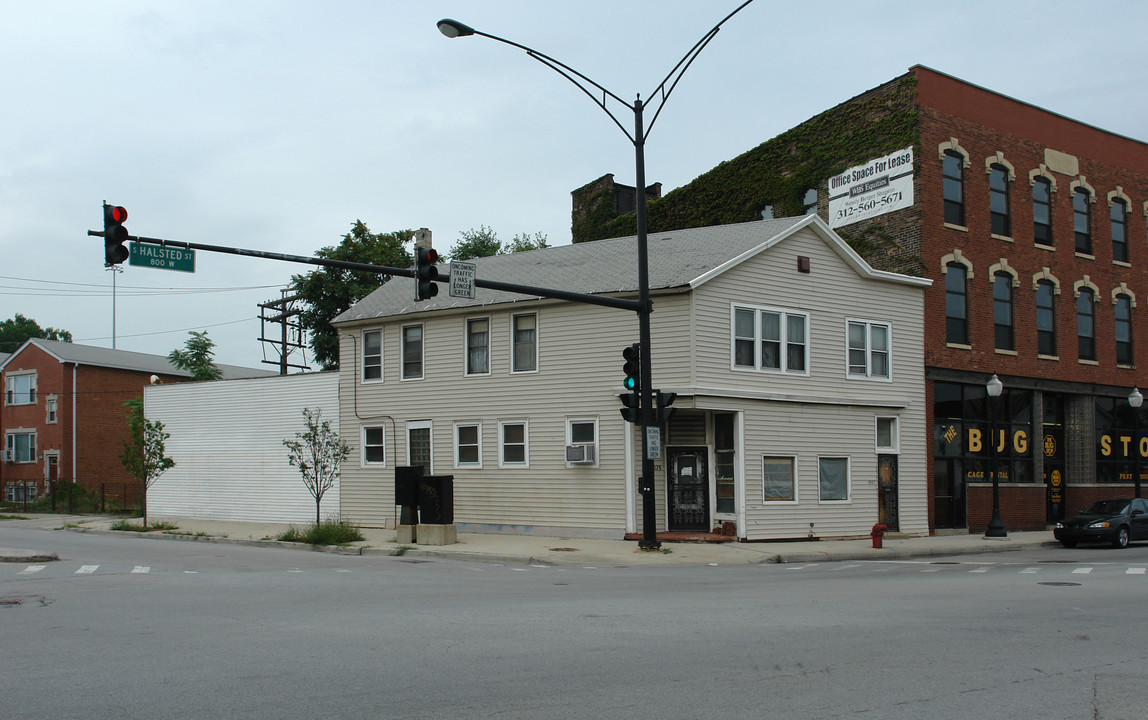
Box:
[878,454,899,531]
[668,448,708,531]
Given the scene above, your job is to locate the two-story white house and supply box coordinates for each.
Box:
[332,215,931,540]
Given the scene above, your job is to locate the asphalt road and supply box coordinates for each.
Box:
[3,527,1148,719]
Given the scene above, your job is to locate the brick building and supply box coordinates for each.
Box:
[1,339,273,505]
[574,65,1148,533]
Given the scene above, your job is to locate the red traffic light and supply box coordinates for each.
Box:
[108,205,128,223]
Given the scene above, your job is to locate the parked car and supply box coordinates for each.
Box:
[1054,498,1148,548]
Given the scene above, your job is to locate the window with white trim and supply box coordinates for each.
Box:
[876,417,898,452]
[565,417,598,466]
[846,320,890,379]
[732,305,808,374]
[5,373,36,405]
[46,396,57,424]
[511,313,537,373]
[466,318,490,376]
[499,420,529,467]
[362,330,382,382]
[362,426,385,466]
[454,422,482,467]
[762,456,796,502]
[818,457,850,502]
[402,324,423,380]
[5,431,36,463]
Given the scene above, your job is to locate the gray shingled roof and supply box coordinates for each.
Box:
[2,338,277,380]
[336,216,815,323]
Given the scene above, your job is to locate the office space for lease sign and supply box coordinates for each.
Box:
[827,147,914,229]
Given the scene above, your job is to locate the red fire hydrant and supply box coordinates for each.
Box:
[871,523,888,549]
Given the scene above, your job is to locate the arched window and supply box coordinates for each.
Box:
[945,263,968,344]
[1074,188,1092,254]
[1033,177,1053,247]
[1077,289,1096,361]
[993,272,1014,350]
[1115,294,1133,365]
[943,151,965,226]
[1036,280,1057,356]
[989,164,1010,236]
[1111,198,1129,263]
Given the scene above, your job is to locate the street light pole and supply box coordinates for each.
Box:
[985,374,1007,538]
[437,3,756,550]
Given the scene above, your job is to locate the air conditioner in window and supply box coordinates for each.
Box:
[565,445,595,464]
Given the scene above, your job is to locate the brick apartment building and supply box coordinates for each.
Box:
[1,338,273,505]
[573,65,1148,533]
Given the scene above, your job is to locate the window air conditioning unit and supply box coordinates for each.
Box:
[565,445,595,464]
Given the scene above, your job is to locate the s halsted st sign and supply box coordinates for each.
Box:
[129,242,196,273]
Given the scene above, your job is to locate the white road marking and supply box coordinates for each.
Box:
[19,565,46,574]
[132,566,150,574]
[1127,567,1146,575]
[1071,567,1093,574]
[1020,568,1039,574]
[75,565,98,574]
[969,567,990,573]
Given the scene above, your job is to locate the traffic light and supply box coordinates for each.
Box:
[622,343,641,392]
[103,203,129,265]
[619,391,640,423]
[414,247,439,301]
[656,391,677,424]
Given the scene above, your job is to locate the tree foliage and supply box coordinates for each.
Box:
[447,226,549,261]
[291,221,413,370]
[168,330,224,381]
[283,408,350,525]
[119,397,175,529]
[0,313,72,354]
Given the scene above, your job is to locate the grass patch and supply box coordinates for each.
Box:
[110,519,178,532]
[390,545,414,556]
[277,518,364,546]
[0,514,22,520]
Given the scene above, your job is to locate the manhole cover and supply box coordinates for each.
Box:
[548,547,580,552]
[396,559,432,564]
[1039,581,1082,587]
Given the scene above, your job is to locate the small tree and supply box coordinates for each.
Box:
[168,330,224,381]
[283,408,350,524]
[119,397,175,529]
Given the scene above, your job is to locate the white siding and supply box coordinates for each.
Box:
[145,372,340,523]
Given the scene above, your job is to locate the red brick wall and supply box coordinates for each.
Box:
[966,484,1046,532]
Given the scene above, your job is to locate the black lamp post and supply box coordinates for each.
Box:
[1130,387,1143,498]
[438,3,756,550]
[985,374,1007,538]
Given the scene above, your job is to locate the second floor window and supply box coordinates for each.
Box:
[1033,177,1053,246]
[847,320,890,379]
[989,164,1010,236]
[512,314,537,373]
[942,151,965,226]
[362,330,382,382]
[945,264,968,345]
[1074,188,1092,254]
[993,272,1014,351]
[466,318,489,375]
[733,306,808,374]
[1036,280,1057,356]
[1077,289,1096,361]
[402,324,423,379]
[1115,294,1133,365]
[5,373,36,405]
[1112,199,1128,263]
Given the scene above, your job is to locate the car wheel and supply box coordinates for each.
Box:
[1113,526,1130,549]
[1060,539,1078,548]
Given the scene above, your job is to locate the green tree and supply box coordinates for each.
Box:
[119,397,175,529]
[448,227,549,261]
[283,408,350,525]
[0,313,72,353]
[168,330,223,381]
[291,221,413,370]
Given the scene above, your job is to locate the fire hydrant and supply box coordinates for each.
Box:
[871,523,888,549]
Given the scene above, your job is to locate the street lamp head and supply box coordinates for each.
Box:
[437,19,475,38]
[986,373,1003,398]
[1131,387,1144,408]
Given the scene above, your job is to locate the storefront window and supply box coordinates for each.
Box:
[933,381,1034,489]
[1094,397,1148,484]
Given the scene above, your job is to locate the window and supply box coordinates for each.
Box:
[5,432,36,463]
[1112,199,1128,263]
[847,320,890,379]
[1036,280,1057,356]
[945,263,969,345]
[1074,188,1092,254]
[454,422,481,467]
[762,456,795,502]
[989,164,1010,236]
[511,314,537,373]
[876,417,898,452]
[401,324,423,380]
[1077,289,1096,361]
[5,483,37,503]
[5,373,36,405]
[566,418,598,466]
[466,318,489,375]
[1115,294,1133,366]
[818,457,850,502]
[732,305,808,374]
[993,272,1014,351]
[362,426,385,465]
[714,414,736,512]
[362,330,382,382]
[46,397,57,424]
[499,420,528,466]
[1033,177,1053,246]
[942,150,965,226]
[406,421,432,474]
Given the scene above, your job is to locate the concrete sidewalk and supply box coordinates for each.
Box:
[0,513,1059,566]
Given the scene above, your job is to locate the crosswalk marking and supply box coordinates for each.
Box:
[1020,567,1039,574]
[19,565,45,574]
[1127,567,1146,575]
[132,566,150,574]
[1072,567,1093,574]
[75,565,98,574]
[969,567,990,573]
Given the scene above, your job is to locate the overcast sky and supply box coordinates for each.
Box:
[4,1,1147,370]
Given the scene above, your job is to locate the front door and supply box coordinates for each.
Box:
[878,454,899,531]
[668,447,708,531]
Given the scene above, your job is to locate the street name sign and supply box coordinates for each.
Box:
[129,242,196,273]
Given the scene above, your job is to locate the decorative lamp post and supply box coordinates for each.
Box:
[985,374,1007,538]
[437,3,756,550]
[1130,387,1143,498]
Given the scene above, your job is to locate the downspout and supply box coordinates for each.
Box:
[71,363,77,482]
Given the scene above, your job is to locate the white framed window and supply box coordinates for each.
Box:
[454,422,482,468]
[362,329,383,382]
[846,320,891,380]
[511,313,537,373]
[732,305,809,374]
[406,420,433,474]
[465,318,490,376]
[402,324,423,380]
[5,372,36,405]
[499,420,529,467]
[762,456,797,503]
[818,457,850,502]
[361,426,386,466]
[5,431,37,463]
[876,417,899,452]
[45,396,58,424]
[565,417,598,467]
